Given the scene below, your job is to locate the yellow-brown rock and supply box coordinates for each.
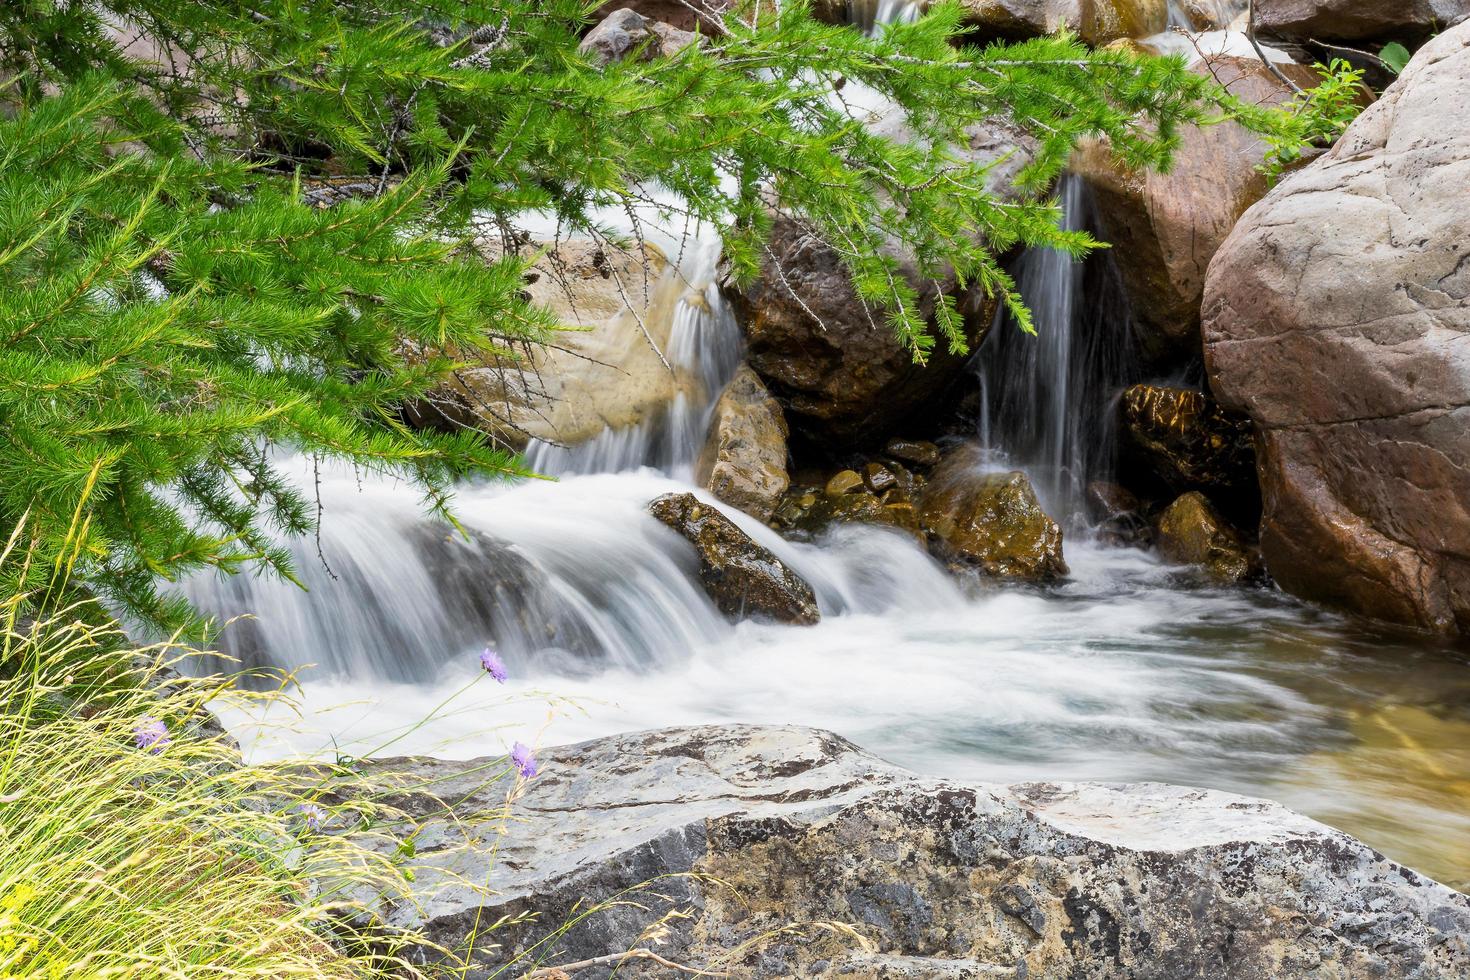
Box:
[1155,491,1256,583]
[919,448,1068,580]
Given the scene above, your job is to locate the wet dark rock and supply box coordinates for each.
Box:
[737,120,1032,449]
[356,724,1470,979]
[1120,383,1256,496]
[773,486,919,540]
[697,365,790,523]
[862,462,897,495]
[648,492,819,625]
[1202,21,1470,633]
[919,449,1068,581]
[1155,491,1258,584]
[1087,480,1151,547]
[884,438,942,469]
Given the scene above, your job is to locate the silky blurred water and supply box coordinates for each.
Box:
[199,464,1470,892]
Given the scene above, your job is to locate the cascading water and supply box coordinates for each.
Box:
[179,0,1470,891]
[1166,0,1249,30]
[845,0,925,35]
[973,174,1138,522]
[522,235,744,480]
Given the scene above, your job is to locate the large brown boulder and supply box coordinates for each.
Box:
[1072,56,1321,362]
[696,366,790,523]
[959,0,1167,44]
[1254,0,1469,43]
[737,120,1031,448]
[648,493,820,624]
[919,448,1068,579]
[1201,22,1470,633]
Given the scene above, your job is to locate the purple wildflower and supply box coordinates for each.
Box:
[133,715,170,755]
[479,647,508,684]
[510,741,538,779]
[297,802,327,833]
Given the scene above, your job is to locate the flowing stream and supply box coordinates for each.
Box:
[187,2,1470,893]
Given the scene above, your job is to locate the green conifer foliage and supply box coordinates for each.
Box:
[0,1,1351,628]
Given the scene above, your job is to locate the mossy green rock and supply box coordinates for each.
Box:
[920,453,1068,580]
[1155,491,1257,584]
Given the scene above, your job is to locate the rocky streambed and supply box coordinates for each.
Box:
[354,725,1470,979]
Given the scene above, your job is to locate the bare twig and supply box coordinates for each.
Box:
[1246,0,1304,94]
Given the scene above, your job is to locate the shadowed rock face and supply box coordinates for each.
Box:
[352,725,1470,979]
[1120,384,1257,498]
[647,492,820,624]
[735,119,1031,450]
[1202,21,1470,634]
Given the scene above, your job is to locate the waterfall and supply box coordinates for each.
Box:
[1166,0,1250,30]
[522,234,744,480]
[972,175,1137,522]
[846,0,925,34]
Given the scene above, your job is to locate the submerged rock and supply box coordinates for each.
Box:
[648,492,819,624]
[696,365,790,523]
[1202,21,1470,633]
[1120,383,1256,495]
[919,450,1068,580]
[359,724,1470,978]
[1156,491,1257,583]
